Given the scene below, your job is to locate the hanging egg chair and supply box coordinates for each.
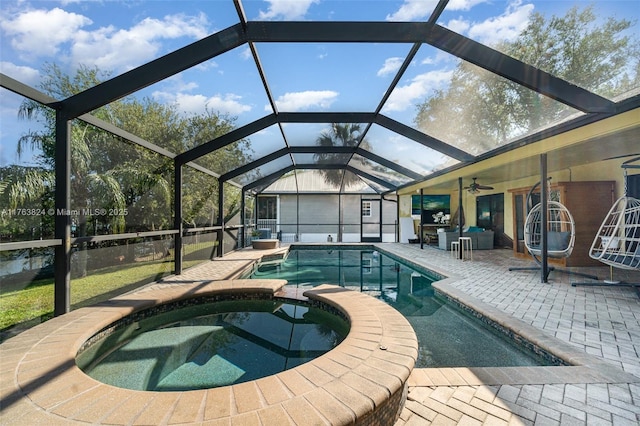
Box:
[524,200,576,259]
[588,196,640,270]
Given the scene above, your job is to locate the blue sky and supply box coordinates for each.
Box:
[1,0,638,175]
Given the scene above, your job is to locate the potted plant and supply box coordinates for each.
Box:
[251,229,261,240]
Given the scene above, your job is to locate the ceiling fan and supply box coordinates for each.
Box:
[465,177,494,194]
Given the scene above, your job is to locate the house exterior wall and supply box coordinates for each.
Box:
[268,193,397,243]
[398,157,631,247]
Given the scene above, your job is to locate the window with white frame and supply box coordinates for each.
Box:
[362,201,372,217]
[361,258,372,274]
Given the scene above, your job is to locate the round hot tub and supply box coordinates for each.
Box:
[4,279,417,425]
[77,298,349,391]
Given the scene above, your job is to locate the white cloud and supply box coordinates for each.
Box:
[383,70,452,112]
[0,62,40,86]
[387,0,490,22]
[162,74,200,93]
[386,0,439,21]
[445,18,471,34]
[204,93,252,116]
[377,57,404,77]
[193,60,219,72]
[421,51,460,67]
[70,13,209,71]
[240,47,252,60]
[468,1,533,46]
[0,7,210,71]
[258,0,319,20]
[153,91,252,116]
[0,8,92,59]
[270,90,338,112]
[447,0,489,12]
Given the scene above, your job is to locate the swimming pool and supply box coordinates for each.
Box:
[247,247,557,368]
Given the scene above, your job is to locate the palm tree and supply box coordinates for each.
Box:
[314,123,370,188]
[313,123,375,243]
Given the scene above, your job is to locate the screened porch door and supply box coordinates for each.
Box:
[361,198,382,242]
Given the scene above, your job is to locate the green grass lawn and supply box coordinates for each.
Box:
[0,243,218,333]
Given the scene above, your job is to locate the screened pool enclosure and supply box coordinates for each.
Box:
[1,0,639,327]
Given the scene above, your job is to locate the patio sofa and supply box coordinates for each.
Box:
[438,227,495,250]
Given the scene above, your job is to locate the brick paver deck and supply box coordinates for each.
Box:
[382,244,640,425]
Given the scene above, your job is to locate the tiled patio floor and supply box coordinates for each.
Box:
[2,243,640,425]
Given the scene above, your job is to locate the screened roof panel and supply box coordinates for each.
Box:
[1,0,638,198]
[292,153,352,166]
[262,169,377,194]
[363,124,458,175]
[0,88,47,168]
[281,123,333,146]
[256,43,413,113]
[348,154,414,187]
[0,1,243,95]
[131,47,273,133]
[230,155,293,186]
[340,170,379,194]
[242,1,439,22]
[238,125,287,160]
[248,180,276,195]
[190,123,289,175]
[355,174,391,194]
[382,45,583,157]
[440,0,640,102]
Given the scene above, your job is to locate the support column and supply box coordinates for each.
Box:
[419,189,424,249]
[217,181,225,258]
[458,177,463,260]
[540,154,549,283]
[396,196,400,242]
[378,194,383,241]
[174,161,183,275]
[338,193,342,242]
[54,111,71,316]
[240,189,246,248]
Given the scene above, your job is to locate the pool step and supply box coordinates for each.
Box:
[85,326,220,390]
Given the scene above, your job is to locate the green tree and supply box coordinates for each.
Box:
[0,165,54,241]
[180,109,252,227]
[415,5,639,154]
[3,64,253,272]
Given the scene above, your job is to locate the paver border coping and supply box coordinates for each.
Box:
[429,278,640,384]
[0,279,418,425]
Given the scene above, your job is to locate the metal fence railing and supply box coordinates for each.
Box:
[242,222,398,247]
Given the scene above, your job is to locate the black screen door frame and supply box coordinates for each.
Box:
[361,197,382,242]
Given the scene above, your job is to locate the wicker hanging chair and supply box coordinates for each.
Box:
[571,157,640,297]
[524,200,576,259]
[588,196,640,270]
[509,157,597,282]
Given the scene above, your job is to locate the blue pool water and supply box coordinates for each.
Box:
[248,247,556,368]
[77,299,349,391]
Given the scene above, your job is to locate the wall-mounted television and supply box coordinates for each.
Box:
[412,194,451,225]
